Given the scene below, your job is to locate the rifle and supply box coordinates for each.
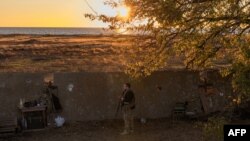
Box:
[115,100,122,117]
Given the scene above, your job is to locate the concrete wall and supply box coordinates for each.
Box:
[0,73,43,118]
[0,71,232,121]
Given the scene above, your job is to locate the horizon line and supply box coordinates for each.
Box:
[0,27,107,28]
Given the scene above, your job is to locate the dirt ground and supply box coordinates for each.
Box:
[1,119,202,141]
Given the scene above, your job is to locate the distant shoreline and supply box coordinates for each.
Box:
[0,34,139,38]
[0,27,111,35]
[0,27,104,28]
[0,27,137,36]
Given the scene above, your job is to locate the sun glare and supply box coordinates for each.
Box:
[117,28,129,34]
[117,6,130,18]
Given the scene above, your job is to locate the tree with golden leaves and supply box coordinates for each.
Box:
[86,0,250,101]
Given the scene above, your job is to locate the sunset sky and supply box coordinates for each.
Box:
[0,0,118,27]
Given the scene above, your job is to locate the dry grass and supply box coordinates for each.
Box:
[0,34,230,73]
[0,35,137,72]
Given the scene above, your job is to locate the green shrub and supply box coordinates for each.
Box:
[197,117,228,141]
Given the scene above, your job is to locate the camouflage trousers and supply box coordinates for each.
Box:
[122,105,134,132]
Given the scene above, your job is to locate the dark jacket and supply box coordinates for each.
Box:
[122,89,135,109]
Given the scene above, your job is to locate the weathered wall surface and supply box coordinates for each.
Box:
[0,73,44,118]
[0,71,232,121]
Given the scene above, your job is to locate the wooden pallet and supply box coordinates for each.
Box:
[0,117,18,136]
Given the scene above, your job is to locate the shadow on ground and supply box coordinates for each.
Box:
[1,119,202,141]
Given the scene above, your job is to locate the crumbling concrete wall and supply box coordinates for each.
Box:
[0,71,232,121]
[0,73,44,118]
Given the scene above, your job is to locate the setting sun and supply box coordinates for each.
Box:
[117,6,130,18]
[0,0,132,27]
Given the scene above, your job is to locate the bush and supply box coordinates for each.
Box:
[197,117,228,141]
